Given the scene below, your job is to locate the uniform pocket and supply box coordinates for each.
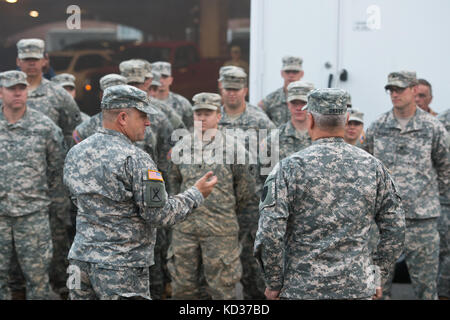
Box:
[218,245,242,286]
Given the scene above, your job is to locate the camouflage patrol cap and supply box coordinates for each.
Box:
[17,39,45,59]
[302,88,348,115]
[51,73,75,88]
[136,59,153,78]
[152,62,171,76]
[99,74,127,91]
[282,56,303,72]
[0,70,29,88]
[151,71,161,87]
[119,59,147,84]
[385,71,417,89]
[287,81,314,103]
[222,68,247,89]
[348,108,364,124]
[218,65,245,82]
[192,92,222,111]
[101,84,157,114]
[345,92,352,107]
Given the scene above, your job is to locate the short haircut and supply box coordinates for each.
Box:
[417,78,433,96]
[102,108,131,122]
[310,111,347,130]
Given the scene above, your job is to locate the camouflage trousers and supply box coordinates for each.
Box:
[49,208,71,292]
[167,230,242,300]
[368,220,380,255]
[9,208,71,296]
[438,204,450,298]
[149,227,171,300]
[383,218,440,300]
[0,211,53,300]
[238,201,266,300]
[68,259,151,300]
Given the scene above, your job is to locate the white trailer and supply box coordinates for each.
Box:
[250,0,450,125]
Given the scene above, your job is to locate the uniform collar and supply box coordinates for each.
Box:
[0,106,32,128]
[28,78,50,97]
[386,106,425,132]
[220,103,249,124]
[312,137,345,145]
[278,87,287,103]
[97,127,133,145]
[284,121,298,137]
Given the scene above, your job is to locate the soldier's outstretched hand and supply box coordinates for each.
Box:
[194,171,218,199]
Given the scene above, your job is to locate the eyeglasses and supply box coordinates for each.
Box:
[386,87,407,94]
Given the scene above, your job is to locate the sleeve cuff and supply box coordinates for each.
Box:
[188,186,204,209]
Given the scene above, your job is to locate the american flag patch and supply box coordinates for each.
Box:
[148,170,164,182]
[72,130,82,144]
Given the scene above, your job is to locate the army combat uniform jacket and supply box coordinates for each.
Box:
[261,87,289,127]
[26,78,81,149]
[169,131,256,236]
[0,107,66,216]
[64,128,204,268]
[363,108,449,219]
[255,137,406,299]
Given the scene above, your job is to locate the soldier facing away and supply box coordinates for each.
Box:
[64,85,217,300]
[255,88,406,300]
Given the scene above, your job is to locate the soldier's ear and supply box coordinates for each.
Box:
[117,111,128,126]
[307,113,314,129]
[299,70,304,79]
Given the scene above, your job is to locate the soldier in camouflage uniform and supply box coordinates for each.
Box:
[51,73,90,122]
[73,69,178,298]
[258,56,305,127]
[218,66,245,93]
[16,39,81,149]
[362,71,450,300]
[344,109,365,146]
[415,79,439,116]
[219,68,275,299]
[72,74,127,144]
[146,69,185,131]
[255,88,406,300]
[153,61,194,129]
[167,93,256,299]
[0,71,66,299]
[64,85,217,300]
[259,80,313,180]
[437,109,450,299]
[120,60,183,299]
[343,109,379,254]
[119,60,179,180]
[15,38,77,297]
